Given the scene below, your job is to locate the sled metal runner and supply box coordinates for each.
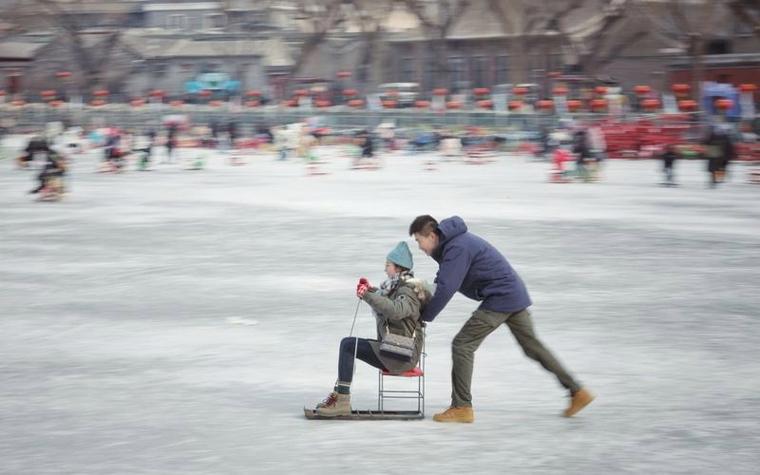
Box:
[303,408,423,421]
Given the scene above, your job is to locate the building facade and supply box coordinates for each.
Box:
[0,1,757,102]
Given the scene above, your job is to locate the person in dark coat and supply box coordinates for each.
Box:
[256,124,273,144]
[409,215,593,423]
[209,121,219,149]
[704,127,722,187]
[165,124,178,163]
[18,135,48,168]
[134,129,156,170]
[29,149,65,195]
[227,121,238,148]
[358,130,374,158]
[572,129,591,181]
[704,126,735,187]
[661,144,678,186]
[104,131,126,170]
[717,132,735,183]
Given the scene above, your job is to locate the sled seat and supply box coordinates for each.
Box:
[382,367,423,377]
[378,331,425,416]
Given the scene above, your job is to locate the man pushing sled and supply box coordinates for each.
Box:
[409,215,594,422]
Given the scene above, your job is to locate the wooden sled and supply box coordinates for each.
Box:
[303,408,423,421]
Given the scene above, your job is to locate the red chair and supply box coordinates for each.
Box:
[377,331,426,416]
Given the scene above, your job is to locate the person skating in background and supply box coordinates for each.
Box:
[274,124,299,161]
[29,148,66,196]
[409,215,594,423]
[256,123,274,145]
[550,144,573,183]
[228,121,238,150]
[134,129,156,170]
[103,129,127,172]
[587,123,607,181]
[572,129,592,182]
[315,242,432,417]
[661,144,678,186]
[359,129,374,159]
[165,124,178,164]
[209,121,220,149]
[704,125,736,188]
[17,134,48,169]
[716,128,735,185]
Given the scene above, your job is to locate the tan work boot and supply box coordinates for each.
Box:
[315,391,337,409]
[432,406,474,423]
[315,393,351,417]
[563,388,594,417]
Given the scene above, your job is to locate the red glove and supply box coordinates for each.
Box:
[356,277,370,292]
[356,284,369,299]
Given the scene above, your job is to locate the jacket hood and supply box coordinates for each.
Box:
[437,216,468,245]
[402,276,435,305]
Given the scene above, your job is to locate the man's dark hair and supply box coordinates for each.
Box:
[409,215,438,236]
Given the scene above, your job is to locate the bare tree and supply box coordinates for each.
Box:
[728,0,760,41]
[6,0,132,95]
[349,0,386,90]
[638,0,720,102]
[402,0,472,88]
[287,0,346,81]
[568,0,635,76]
[272,0,397,93]
[483,0,606,83]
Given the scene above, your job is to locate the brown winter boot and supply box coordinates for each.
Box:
[315,393,351,417]
[563,388,595,417]
[432,406,474,423]
[315,391,338,409]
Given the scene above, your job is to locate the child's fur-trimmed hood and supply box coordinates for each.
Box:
[402,276,435,305]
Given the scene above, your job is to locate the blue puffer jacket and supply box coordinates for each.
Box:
[421,216,532,322]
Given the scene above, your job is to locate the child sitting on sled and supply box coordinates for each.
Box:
[315,241,432,417]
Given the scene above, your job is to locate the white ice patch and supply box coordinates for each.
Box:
[224,316,259,326]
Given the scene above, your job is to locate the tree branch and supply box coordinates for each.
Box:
[666,0,693,34]
[728,0,760,41]
[596,29,648,69]
[443,0,471,32]
[401,0,438,31]
[288,0,345,78]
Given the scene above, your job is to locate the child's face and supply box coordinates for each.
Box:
[385,261,400,278]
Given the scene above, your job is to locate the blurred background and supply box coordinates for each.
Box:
[0,1,758,120]
[0,1,758,169]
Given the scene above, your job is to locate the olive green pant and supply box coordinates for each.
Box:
[451,308,581,408]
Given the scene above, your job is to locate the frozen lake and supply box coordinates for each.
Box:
[1,143,759,474]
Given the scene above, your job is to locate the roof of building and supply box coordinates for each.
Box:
[0,41,46,60]
[122,31,293,66]
[13,0,141,16]
[388,0,628,42]
[142,2,222,13]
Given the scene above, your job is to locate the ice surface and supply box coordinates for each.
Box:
[1,142,759,474]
